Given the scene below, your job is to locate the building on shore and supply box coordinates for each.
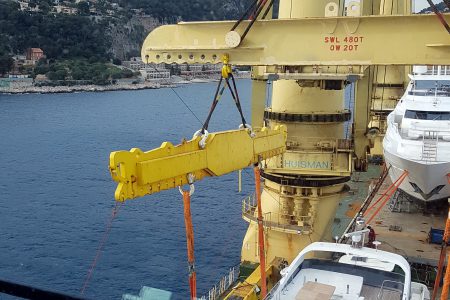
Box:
[140,66,170,81]
[53,5,78,15]
[122,57,145,71]
[123,57,223,81]
[17,1,41,12]
[26,48,44,64]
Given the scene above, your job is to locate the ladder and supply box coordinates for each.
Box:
[422,131,438,162]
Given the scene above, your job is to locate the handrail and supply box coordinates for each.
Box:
[199,265,240,300]
[284,137,353,151]
[242,194,313,234]
[377,280,405,299]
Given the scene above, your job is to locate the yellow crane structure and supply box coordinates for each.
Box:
[110,0,449,299]
[110,126,287,201]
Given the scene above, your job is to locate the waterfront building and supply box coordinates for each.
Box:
[26,48,44,63]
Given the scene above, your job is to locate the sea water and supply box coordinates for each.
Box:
[0,80,255,299]
[0,80,353,299]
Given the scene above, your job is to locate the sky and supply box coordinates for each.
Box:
[415,0,435,12]
[348,0,440,12]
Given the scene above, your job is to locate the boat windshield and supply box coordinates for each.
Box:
[283,258,406,300]
[404,110,450,121]
[409,80,450,97]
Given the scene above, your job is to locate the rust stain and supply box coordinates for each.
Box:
[287,234,293,258]
[346,202,362,218]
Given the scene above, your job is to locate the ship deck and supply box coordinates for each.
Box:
[370,195,447,267]
[334,164,448,290]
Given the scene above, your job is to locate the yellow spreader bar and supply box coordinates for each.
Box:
[109,125,287,201]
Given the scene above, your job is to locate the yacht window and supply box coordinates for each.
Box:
[410,80,450,96]
[414,80,450,90]
[404,110,450,121]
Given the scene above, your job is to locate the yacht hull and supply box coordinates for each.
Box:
[383,149,450,202]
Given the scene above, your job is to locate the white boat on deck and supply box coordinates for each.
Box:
[266,230,430,300]
[383,66,450,202]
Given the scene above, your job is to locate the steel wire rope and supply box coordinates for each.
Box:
[240,0,273,42]
[426,0,450,34]
[80,201,124,296]
[230,0,274,47]
[261,0,275,19]
[145,61,203,125]
[231,0,259,31]
[200,73,249,133]
[444,0,450,10]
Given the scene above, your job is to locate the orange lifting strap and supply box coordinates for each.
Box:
[181,189,197,300]
[364,170,408,224]
[432,207,450,300]
[254,166,267,298]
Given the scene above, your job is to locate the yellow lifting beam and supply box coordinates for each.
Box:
[141,14,450,66]
[109,126,287,201]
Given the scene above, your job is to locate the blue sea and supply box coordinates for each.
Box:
[0,80,256,299]
[0,80,355,300]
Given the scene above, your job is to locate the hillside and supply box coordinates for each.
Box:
[0,0,254,82]
[419,1,449,13]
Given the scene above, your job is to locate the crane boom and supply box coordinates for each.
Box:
[141,14,450,67]
[109,126,287,201]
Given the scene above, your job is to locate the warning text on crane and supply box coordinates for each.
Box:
[324,36,364,52]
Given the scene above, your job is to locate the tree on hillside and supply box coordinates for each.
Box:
[77,1,90,15]
[0,55,14,77]
[39,2,50,14]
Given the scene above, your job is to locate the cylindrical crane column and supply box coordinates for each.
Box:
[242,0,351,264]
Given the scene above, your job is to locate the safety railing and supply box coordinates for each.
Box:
[401,125,450,141]
[242,194,313,234]
[377,280,404,300]
[263,281,281,300]
[285,137,353,152]
[427,65,450,76]
[198,265,240,300]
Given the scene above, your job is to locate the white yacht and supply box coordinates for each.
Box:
[266,230,430,300]
[383,66,450,202]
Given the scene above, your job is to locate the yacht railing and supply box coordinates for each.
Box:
[377,280,404,300]
[427,65,450,76]
[264,282,281,300]
[401,124,450,142]
[407,89,450,97]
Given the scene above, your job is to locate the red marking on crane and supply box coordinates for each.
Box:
[325,36,364,52]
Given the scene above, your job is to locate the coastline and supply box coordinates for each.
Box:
[0,82,166,95]
[0,73,250,95]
